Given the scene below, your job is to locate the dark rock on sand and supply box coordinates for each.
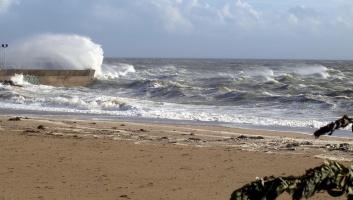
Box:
[37,125,45,130]
[8,117,21,121]
[285,142,300,148]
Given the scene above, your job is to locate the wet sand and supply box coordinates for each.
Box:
[1,115,353,199]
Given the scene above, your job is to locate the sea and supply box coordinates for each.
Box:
[2,58,353,138]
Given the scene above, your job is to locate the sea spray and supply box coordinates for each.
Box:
[99,63,136,79]
[8,34,104,76]
[291,64,329,78]
[10,74,30,85]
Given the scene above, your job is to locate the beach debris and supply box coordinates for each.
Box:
[230,160,353,200]
[337,143,350,151]
[119,194,131,199]
[8,117,21,121]
[282,142,300,151]
[237,135,265,140]
[313,115,353,138]
[222,135,264,142]
[22,129,40,134]
[37,125,45,130]
[188,137,201,141]
[157,136,169,141]
[300,141,313,145]
[323,143,351,152]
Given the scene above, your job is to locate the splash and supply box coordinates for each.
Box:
[8,34,104,76]
[243,67,275,82]
[292,64,329,78]
[98,63,136,80]
[10,74,29,85]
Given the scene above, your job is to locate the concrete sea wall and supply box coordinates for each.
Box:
[0,69,95,87]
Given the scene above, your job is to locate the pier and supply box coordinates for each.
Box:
[0,69,95,87]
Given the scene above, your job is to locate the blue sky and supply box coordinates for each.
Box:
[1,0,353,59]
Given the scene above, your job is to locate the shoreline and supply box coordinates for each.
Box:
[1,115,352,199]
[2,107,353,139]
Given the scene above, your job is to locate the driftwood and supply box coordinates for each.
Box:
[230,161,353,200]
[314,115,353,138]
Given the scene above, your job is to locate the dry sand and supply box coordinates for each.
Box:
[1,115,353,199]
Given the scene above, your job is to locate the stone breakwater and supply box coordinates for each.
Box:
[0,69,95,87]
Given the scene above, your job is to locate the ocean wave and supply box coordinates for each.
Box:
[327,89,353,98]
[277,74,298,83]
[215,90,256,101]
[97,63,136,79]
[3,58,353,134]
[291,64,329,78]
[242,67,276,83]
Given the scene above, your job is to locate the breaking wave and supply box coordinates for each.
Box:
[8,33,104,76]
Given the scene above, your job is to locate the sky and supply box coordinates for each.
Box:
[1,0,353,60]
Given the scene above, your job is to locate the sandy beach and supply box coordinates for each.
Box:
[1,115,353,199]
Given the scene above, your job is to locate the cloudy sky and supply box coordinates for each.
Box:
[1,0,353,59]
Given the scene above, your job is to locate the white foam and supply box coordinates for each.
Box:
[98,63,136,79]
[291,64,329,78]
[243,67,275,82]
[10,74,31,86]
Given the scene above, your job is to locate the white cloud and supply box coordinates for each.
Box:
[164,5,193,34]
[332,5,353,29]
[147,0,265,35]
[235,0,261,20]
[0,0,19,13]
[151,0,194,34]
[217,4,233,23]
[287,13,299,24]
